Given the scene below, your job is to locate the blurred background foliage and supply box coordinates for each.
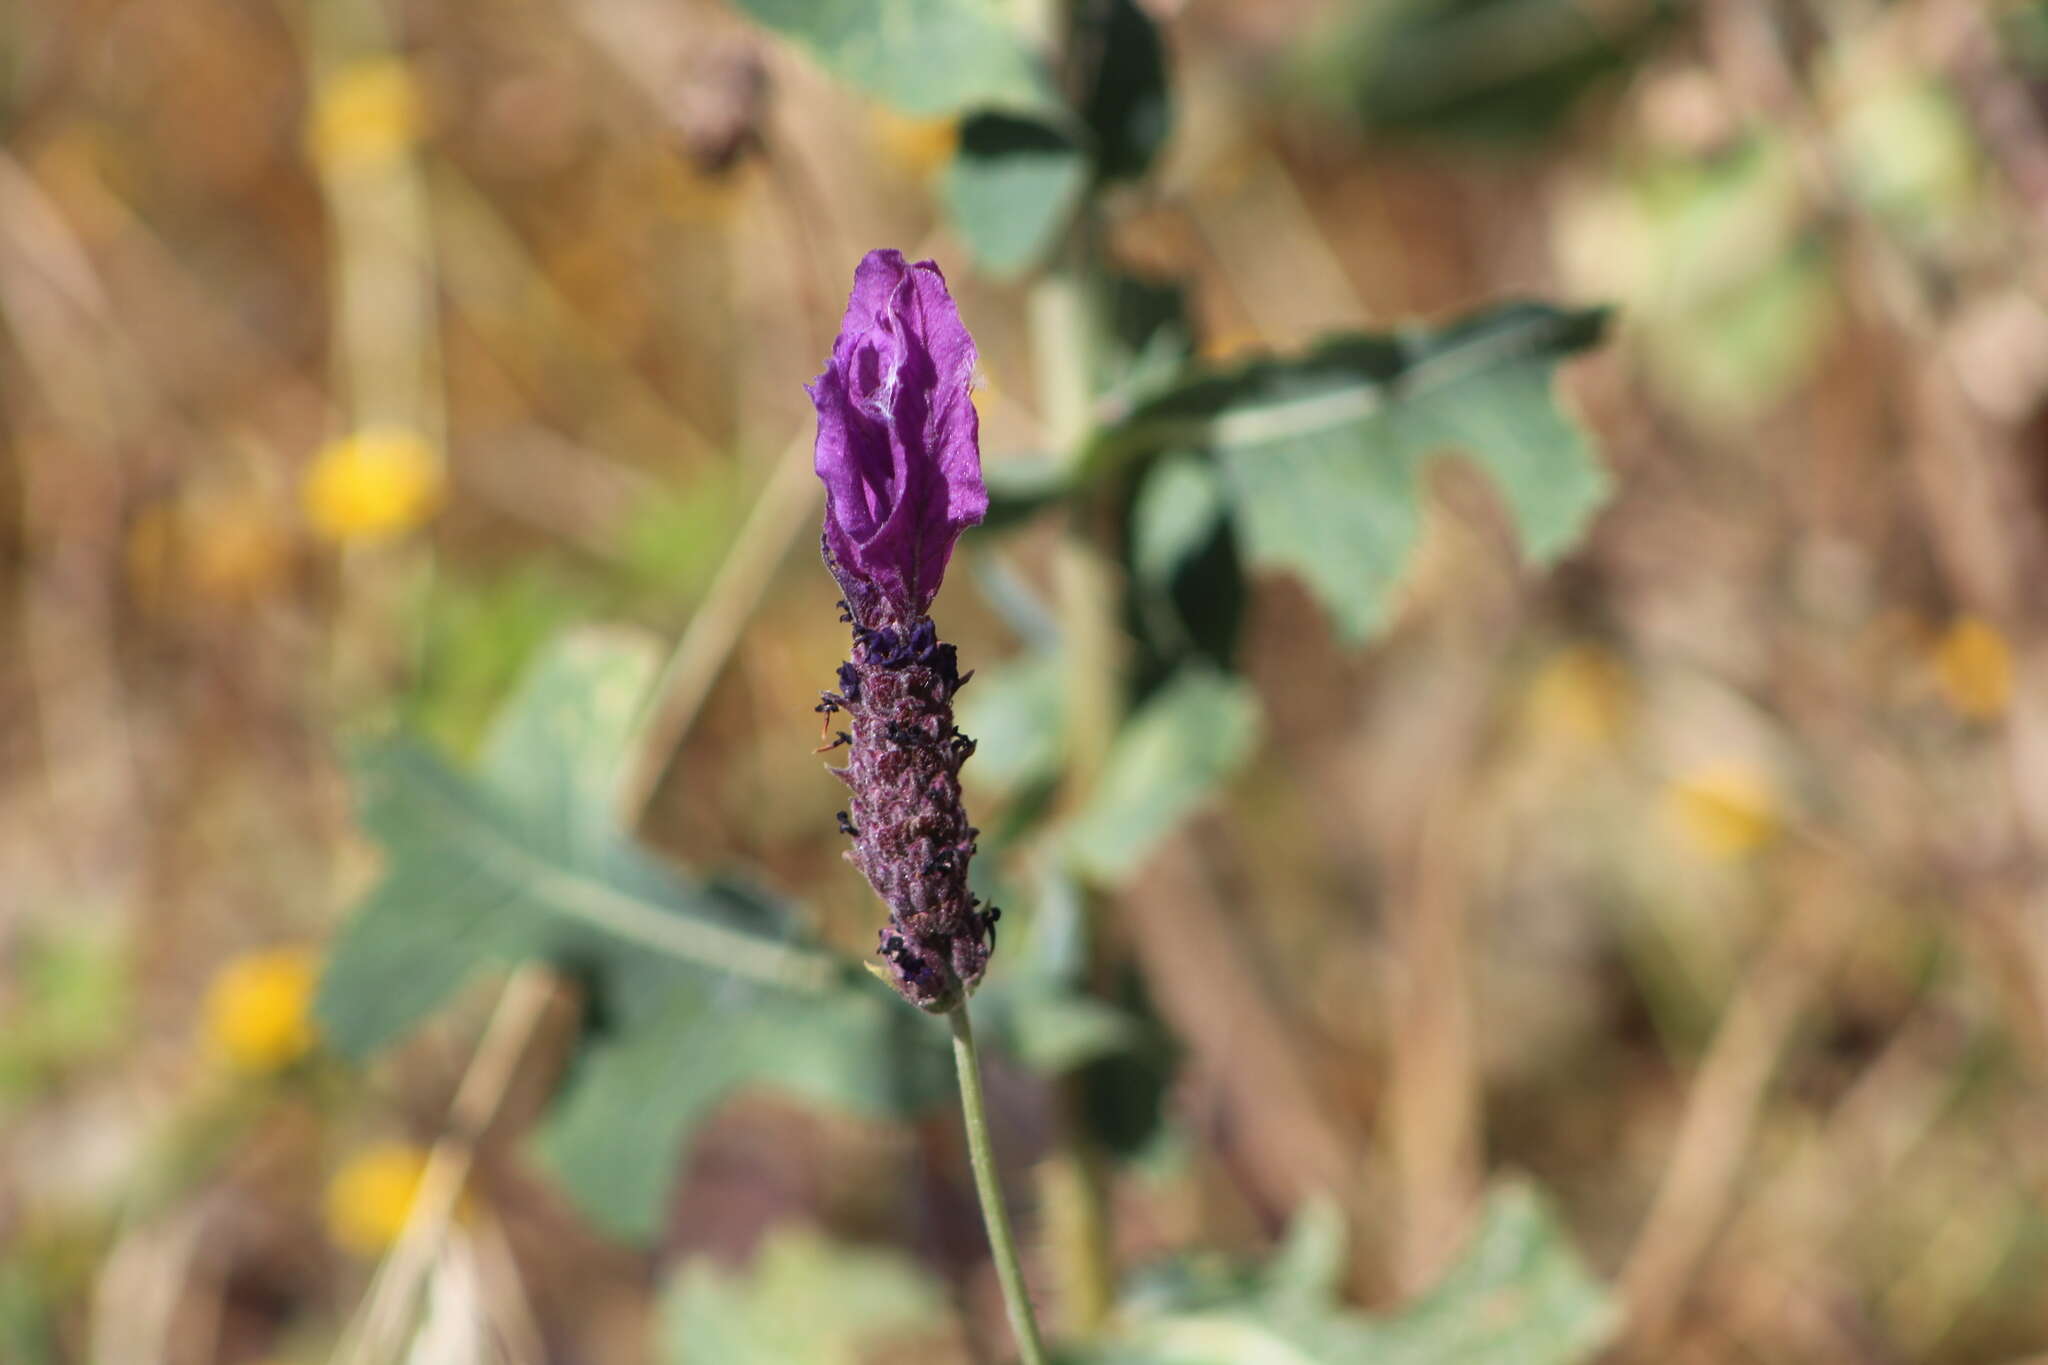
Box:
[8,0,2048,1361]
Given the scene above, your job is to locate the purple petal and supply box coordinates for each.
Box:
[810,249,987,624]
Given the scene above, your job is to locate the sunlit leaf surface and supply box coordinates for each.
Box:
[1086,303,1610,642]
[317,629,946,1240]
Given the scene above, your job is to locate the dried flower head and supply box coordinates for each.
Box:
[812,250,994,1012]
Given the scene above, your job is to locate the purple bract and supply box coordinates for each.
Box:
[809,249,988,629]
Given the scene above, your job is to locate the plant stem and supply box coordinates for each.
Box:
[950,1005,1051,1365]
[1027,242,1123,1335]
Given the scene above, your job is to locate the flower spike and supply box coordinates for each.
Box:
[812,250,994,1012]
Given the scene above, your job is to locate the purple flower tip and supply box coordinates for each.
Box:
[810,249,988,628]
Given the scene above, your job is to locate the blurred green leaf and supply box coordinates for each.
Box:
[1068,666,1260,882]
[729,0,1052,117]
[538,952,949,1236]
[0,928,127,1110]
[1086,302,1610,643]
[1345,1181,1615,1364]
[958,646,1066,797]
[1125,453,1244,692]
[1317,0,1663,143]
[981,978,1142,1073]
[319,628,945,1241]
[972,869,1142,1074]
[0,1259,57,1365]
[1612,138,1835,422]
[943,112,1090,277]
[1833,78,1979,241]
[405,567,592,759]
[616,474,745,601]
[1096,270,1196,408]
[1076,0,1171,180]
[1130,455,1226,589]
[1657,245,1833,422]
[661,1226,952,1365]
[1084,1180,1615,1364]
[983,457,1074,531]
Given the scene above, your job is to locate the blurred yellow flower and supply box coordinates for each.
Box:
[203,948,319,1074]
[309,58,425,173]
[128,492,295,610]
[326,1143,428,1257]
[1932,616,2011,721]
[186,493,294,601]
[869,108,958,177]
[303,429,445,544]
[1525,643,1634,751]
[1665,762,1782,860]
[1199,329,1266,363]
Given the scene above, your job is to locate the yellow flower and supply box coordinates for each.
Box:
[869,108,959,177]
[1665,762,1782,860]
[1932,616,2011,721]
[1525,644,1634,751]
[326,1143,429,1257]
[308,58,425,173]
[203,948,319,1074]
[303,429,445,544]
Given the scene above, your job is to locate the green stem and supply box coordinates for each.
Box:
[1030,253,1122,1335]
[950,1006,1052,1365]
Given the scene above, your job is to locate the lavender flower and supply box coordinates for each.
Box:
[812,250,995,1012]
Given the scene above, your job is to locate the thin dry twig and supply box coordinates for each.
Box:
[1618,856,1861,1345]
[617,430,819,816]
[1120,827,1361,1214]
[330,968,560,1365]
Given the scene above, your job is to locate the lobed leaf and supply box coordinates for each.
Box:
[1083,302,1611,642]
[660,1226,951,1365]
[316,628,946,1242]
[728,0,1052,117]
[1085,1180,1616,1364]
[1067,666,1261,883]
[943,113,1091,278]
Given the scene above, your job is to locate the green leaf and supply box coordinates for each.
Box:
[660,1226,951,1365]
[403,566,591,758]
[1096,270,1196,407]
[1067,666,1260,882]
[1130,455,1226,589]
[317,628,944,1241]
[983,457,1074,531]
[1076,0,1171,180]
[1314,0,1664,144]
[538,962,948,1236]
[728,0,1051,117]
[1354,1181,1615,1365]
[957,646,1066,797]
[1085,302,1609,643]
[942,113,1090,278]
[971,871,1140,1073]
[1124,453,1244,691]
[1090,1180,1615,1365]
